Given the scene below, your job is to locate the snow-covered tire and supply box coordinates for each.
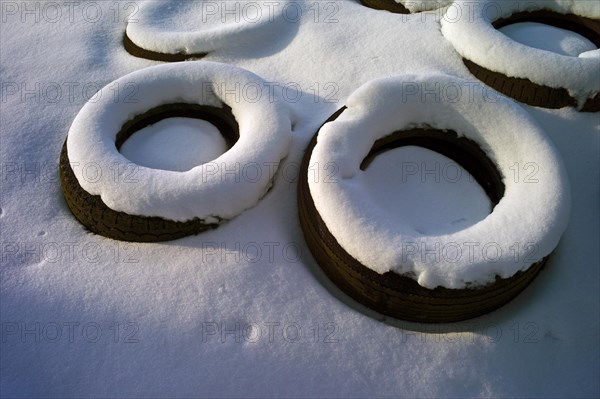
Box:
[60,104,236,242]
[60,62,292,242]
[124,0,285,62]
[298,74,570,323]
[442,1,600,111]
[298,123,548,323]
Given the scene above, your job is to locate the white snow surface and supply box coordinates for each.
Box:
[120,118,228,172]
[1,0,599,397]
[67,61,292,221]
[360,145,492,236]
[499,22,597,57]
[441,0,600,107]
[308,74,571,288]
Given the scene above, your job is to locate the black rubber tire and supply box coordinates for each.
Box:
[464,10,600,112]
[123,32,207,62]
[298,108,549,323]
[360,0,409,14]
[60,103,239,242]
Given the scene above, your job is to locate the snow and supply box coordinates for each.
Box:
[120,118,228,172]
[441,0,600,107]
[360,145,491,235]
[308,74,571,288]
[1,0,598,397]
[499,22,597,57]
[66,61,293,221]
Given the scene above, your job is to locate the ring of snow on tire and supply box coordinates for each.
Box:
[298,74,570,323]
[60,62,292,242]
[441,0,600,111]
[125,0,286,61]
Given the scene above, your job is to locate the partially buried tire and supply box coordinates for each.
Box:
[360,0,410,14]
[360,0,452,14]
[298,74,571,323]
[123,32,206,62]
[441,0,600,111]
[60,62,292,242]
[124,1,287,62]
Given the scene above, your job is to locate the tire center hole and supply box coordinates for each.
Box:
[361,146,492,235]
[499,22,598,56]
[120,117,229,172]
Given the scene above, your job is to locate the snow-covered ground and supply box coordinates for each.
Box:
[1,1,598,397]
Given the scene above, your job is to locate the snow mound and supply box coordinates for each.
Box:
[361,145,492,236]
[119,118,229,172]
[308,74,571,289]
[67,62,293,222]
